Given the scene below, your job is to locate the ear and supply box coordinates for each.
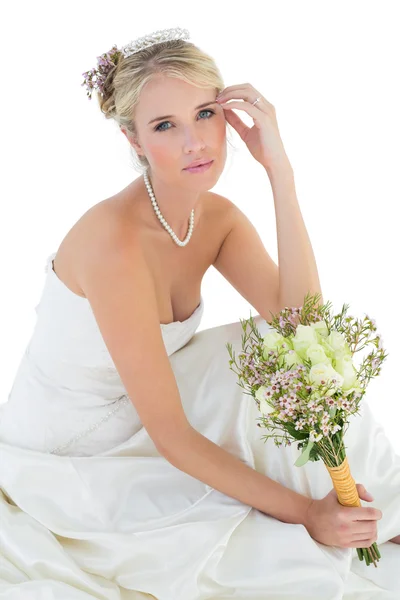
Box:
[120,127,144,157]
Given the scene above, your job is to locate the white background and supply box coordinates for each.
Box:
[1,1,399,453]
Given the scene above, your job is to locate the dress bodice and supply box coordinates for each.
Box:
[42,251,204,357]
[0,252,204,456]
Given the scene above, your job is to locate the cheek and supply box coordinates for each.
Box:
[147,141,175,164]
[214,116,227,144]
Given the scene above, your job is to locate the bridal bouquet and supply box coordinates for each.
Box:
[226,292,388,567]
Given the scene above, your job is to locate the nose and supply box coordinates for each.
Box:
[183,127,206,154]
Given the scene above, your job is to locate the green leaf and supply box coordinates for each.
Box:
[309,445,321,462]
[283,422,309,441]
[294,437,314,467]
[329,406,337,418]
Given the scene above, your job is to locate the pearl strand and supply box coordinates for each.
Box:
[144,170,194,247]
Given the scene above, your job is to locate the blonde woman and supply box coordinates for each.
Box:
[0,28,399,600]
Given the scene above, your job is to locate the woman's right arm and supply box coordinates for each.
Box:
[162,422,313,524]
[80,231,382,548]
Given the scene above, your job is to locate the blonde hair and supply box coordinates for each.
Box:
[97,39,236,173]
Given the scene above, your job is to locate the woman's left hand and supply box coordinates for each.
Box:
[216,83,290,172]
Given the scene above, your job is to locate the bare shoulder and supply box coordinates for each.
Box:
[203,191,238,248]
[80,180,142,243]
[204,190,237,220]
[52,180,143,296]
[51,181,235,299]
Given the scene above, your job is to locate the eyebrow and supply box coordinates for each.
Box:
[147,101,218,125]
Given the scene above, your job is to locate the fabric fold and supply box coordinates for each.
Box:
[1,316,399,599]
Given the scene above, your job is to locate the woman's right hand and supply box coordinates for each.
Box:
[304,483,383,548]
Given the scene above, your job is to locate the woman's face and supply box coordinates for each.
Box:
[125,74,227,186]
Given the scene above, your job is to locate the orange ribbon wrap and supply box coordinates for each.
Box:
[326,456,380,566]
[326,456,361,507]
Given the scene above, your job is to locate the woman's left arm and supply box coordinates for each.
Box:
[267,163,323,309]
[217,83,323,308]
[217,83,399,545]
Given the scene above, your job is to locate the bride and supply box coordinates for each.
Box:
[0,27,399,600]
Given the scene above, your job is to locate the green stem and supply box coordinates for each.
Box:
[357,543,380,567]
[363,548,370,565]
[373,542,381,559]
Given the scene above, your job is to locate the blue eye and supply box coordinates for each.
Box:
[154,109,216,132]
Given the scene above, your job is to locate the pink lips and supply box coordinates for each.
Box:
[184,160,214,173]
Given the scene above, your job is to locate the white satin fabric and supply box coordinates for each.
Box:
[0,252,399,599]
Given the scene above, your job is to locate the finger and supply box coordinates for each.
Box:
[223,109,250,140]
[359,493,374,502]
[217,86,250,97]
[356,483,373,497]
[349,507,382,521]
[351,536,377,548]
[217,85,274,110]
[219,96,269,116]
[217,87,261,103]
[356,483,374,501]
[217,84,256,96]
[219,101,265,126]
[352,523,376,536]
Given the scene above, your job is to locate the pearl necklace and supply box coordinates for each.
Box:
[144,169,194,247]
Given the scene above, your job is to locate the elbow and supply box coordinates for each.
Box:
[154,422,194,460]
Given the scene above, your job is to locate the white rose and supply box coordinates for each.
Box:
[255,386,275,414]
[279,349,303,369]
[310,321,329,338]
[263,331,289,351]
[292,325,318,359]
[305,343,331,366]
[308,363,344,396]
[319,338,335,360]
[262,331,292,360]
[327,331,351,355]
[334,354,358,392]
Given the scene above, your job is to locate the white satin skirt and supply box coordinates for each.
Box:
[1,317,399,599]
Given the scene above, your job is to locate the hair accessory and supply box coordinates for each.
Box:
[81,27,190,100]
[120,27,190,58]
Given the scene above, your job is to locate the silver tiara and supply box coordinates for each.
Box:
[82,27,191,100]
[121,27,190,58]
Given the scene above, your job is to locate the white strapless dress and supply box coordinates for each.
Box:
[0,252,399,600]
